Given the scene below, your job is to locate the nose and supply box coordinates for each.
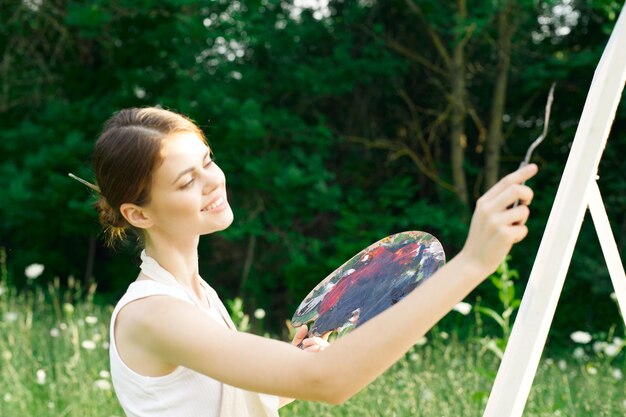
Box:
[201,163,224,193]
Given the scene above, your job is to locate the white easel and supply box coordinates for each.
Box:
[482,3,626,417]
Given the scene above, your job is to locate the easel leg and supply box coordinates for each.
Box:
[587,181,626,324]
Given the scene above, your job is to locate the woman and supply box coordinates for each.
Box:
[81,107,537,416]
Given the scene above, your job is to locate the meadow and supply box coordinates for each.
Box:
[1,254,625,417]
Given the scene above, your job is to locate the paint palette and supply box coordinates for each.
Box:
[291,231,446,338]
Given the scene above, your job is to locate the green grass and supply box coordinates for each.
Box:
[282,336,626,417]
[0,277,115,416]
[1,272,625,416]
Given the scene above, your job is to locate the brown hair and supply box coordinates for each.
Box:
[93,107,207,247]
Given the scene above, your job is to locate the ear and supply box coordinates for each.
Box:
[120,203,154,230]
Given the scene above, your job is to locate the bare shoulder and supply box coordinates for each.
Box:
[116,295,162,327]
[114,296,184,376]
[116,295,195,345]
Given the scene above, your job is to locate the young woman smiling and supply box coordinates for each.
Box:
[84,107,537,417]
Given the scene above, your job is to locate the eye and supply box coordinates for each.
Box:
[204,153,216,169]
[180,178,195,189]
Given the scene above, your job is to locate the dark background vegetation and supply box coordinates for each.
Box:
[1,0,624,343]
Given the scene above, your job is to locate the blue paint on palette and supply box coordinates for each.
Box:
[291,231,446,337]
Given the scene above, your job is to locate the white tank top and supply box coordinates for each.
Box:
[109,251,279,417]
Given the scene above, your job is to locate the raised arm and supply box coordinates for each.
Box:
[124,163,537,404]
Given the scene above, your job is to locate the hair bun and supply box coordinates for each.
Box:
[94,196,128,246]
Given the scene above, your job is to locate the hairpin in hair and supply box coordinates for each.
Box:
[68,173,101,193]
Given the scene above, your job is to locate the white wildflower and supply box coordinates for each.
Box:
[610,292,617,301]
[92,333,102,342]
[604,344,620,357]
[613,337,623,346]
[612,368,623,380]
[453,302,472,316]
[415,336,427,346]
[570,331,592,344]
[422,387,434,402]
[85,316,98,325]
[587,366,597,375]
[99,370,110,379]
[36,369,46,385]
[4,312,17,323]
[59,323,68,330]
[102,341,110,350]
[573,347,585,359]
[253,309,266,320]
[81,340,97,350]
[50,328,60,338]
[24,263,44,279]
[439,331,449,340]
[558,359,567,371]
[93,379,112,390]
[2,351,12,361]
[593,341,607,353]
[4,393,12,402]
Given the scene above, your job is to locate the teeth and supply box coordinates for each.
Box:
[205,197,224,211]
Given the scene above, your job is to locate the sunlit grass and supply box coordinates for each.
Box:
[282,332,626,417]
[1,254,625,416]
[0,274,116,417]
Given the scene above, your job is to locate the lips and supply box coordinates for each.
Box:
[201,196,226,212]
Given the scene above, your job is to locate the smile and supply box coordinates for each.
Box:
[202,196,226,212]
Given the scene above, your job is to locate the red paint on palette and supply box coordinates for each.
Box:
[292,231,446,338]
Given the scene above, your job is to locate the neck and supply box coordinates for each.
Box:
[143,233,201,293]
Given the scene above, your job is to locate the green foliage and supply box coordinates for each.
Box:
[474,255,522,359]
[226,297,251,332]
[0,0,624,337]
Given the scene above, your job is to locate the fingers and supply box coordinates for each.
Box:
[483,163,538,202]
[479,164,536,212]
[301,336,330,352]
[506,224,529,244]
[301,336,329,347]
[491,184,535,211]
[291,325,308,346]
[303,345,325,352]
[496,204,531,227]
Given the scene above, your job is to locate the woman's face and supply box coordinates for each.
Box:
[143,131,233,239]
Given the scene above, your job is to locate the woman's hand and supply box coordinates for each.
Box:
[291,325,330,352]
[460,163,538,278]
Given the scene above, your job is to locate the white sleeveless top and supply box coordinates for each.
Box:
[109,251,280,417]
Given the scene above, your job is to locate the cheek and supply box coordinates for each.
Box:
[170,191,201,214]
[152,191,200,222]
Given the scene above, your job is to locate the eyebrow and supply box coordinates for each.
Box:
[171,150,210,185]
